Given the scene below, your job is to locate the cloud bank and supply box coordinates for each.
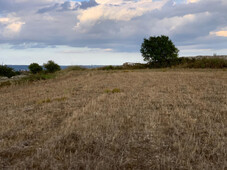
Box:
[0,0,227,59]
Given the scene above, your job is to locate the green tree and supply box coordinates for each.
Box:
[0,65,16,78]
[140,35,179,66]
[44,60,61,73]
[28,63,43,74]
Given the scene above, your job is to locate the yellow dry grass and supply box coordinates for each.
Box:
[0,69,226,169]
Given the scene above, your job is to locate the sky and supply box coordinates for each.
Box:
[0,0,227,65]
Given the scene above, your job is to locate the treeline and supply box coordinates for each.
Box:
[0,60,61,78]
[149,57,227,68]
[99,57,227,70]
[1,57,226,78]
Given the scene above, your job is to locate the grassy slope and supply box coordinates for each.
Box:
[0,69,226,169]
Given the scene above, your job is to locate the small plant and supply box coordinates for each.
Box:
[0,65,16,78]
[28,63,43,74]
[55,97,68,102]
[37,98,51,104]
[44,60,61,73]
[112,88,121,93]
[104,89,112,93]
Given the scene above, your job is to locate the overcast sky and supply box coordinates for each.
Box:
[0,0,227,65]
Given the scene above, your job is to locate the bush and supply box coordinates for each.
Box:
[28,63,43,74]
[0,65,16,78]
[141,35,179,67]
[187,58,227,68]
[98,65,122,70]
[122,63,148,69]
[44,60,61,73]
[98,63,149,70]
[174,57,227,68]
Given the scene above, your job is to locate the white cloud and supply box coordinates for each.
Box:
[154,14,196,34]
[95,0,122,5]
[75,0,167,31]
[210,27,227,37]
[6,22,24,32]
[222,0,227,5]
[13,0,64,3]
[215,31,227,37]
[187,0,200,3]
[0,15,25,38]
[0,0,227,63]
[0,18,10,23]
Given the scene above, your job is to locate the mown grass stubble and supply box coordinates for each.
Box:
[0,69,226,169]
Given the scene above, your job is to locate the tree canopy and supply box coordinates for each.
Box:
[44,60,61,73]
[140,35,179,65]
[29,63,43,74]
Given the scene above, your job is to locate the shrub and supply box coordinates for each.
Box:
[175,57,227,68]
[44,60,61,73]
[28,63,43,74]
[98,64,149,70]
[100,65,115,70]
[122,63,148,69]
[112,88,121,93]
[188,58,227,68]
[65,66,86,71]
[0,65,16,78]
[98,65,123,70]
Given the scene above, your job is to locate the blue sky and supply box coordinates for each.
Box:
[0,0,227,65]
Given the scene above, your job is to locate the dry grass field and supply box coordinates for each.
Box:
[0,69,226,169]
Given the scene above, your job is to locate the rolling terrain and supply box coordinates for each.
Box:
[0,69,226,169]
